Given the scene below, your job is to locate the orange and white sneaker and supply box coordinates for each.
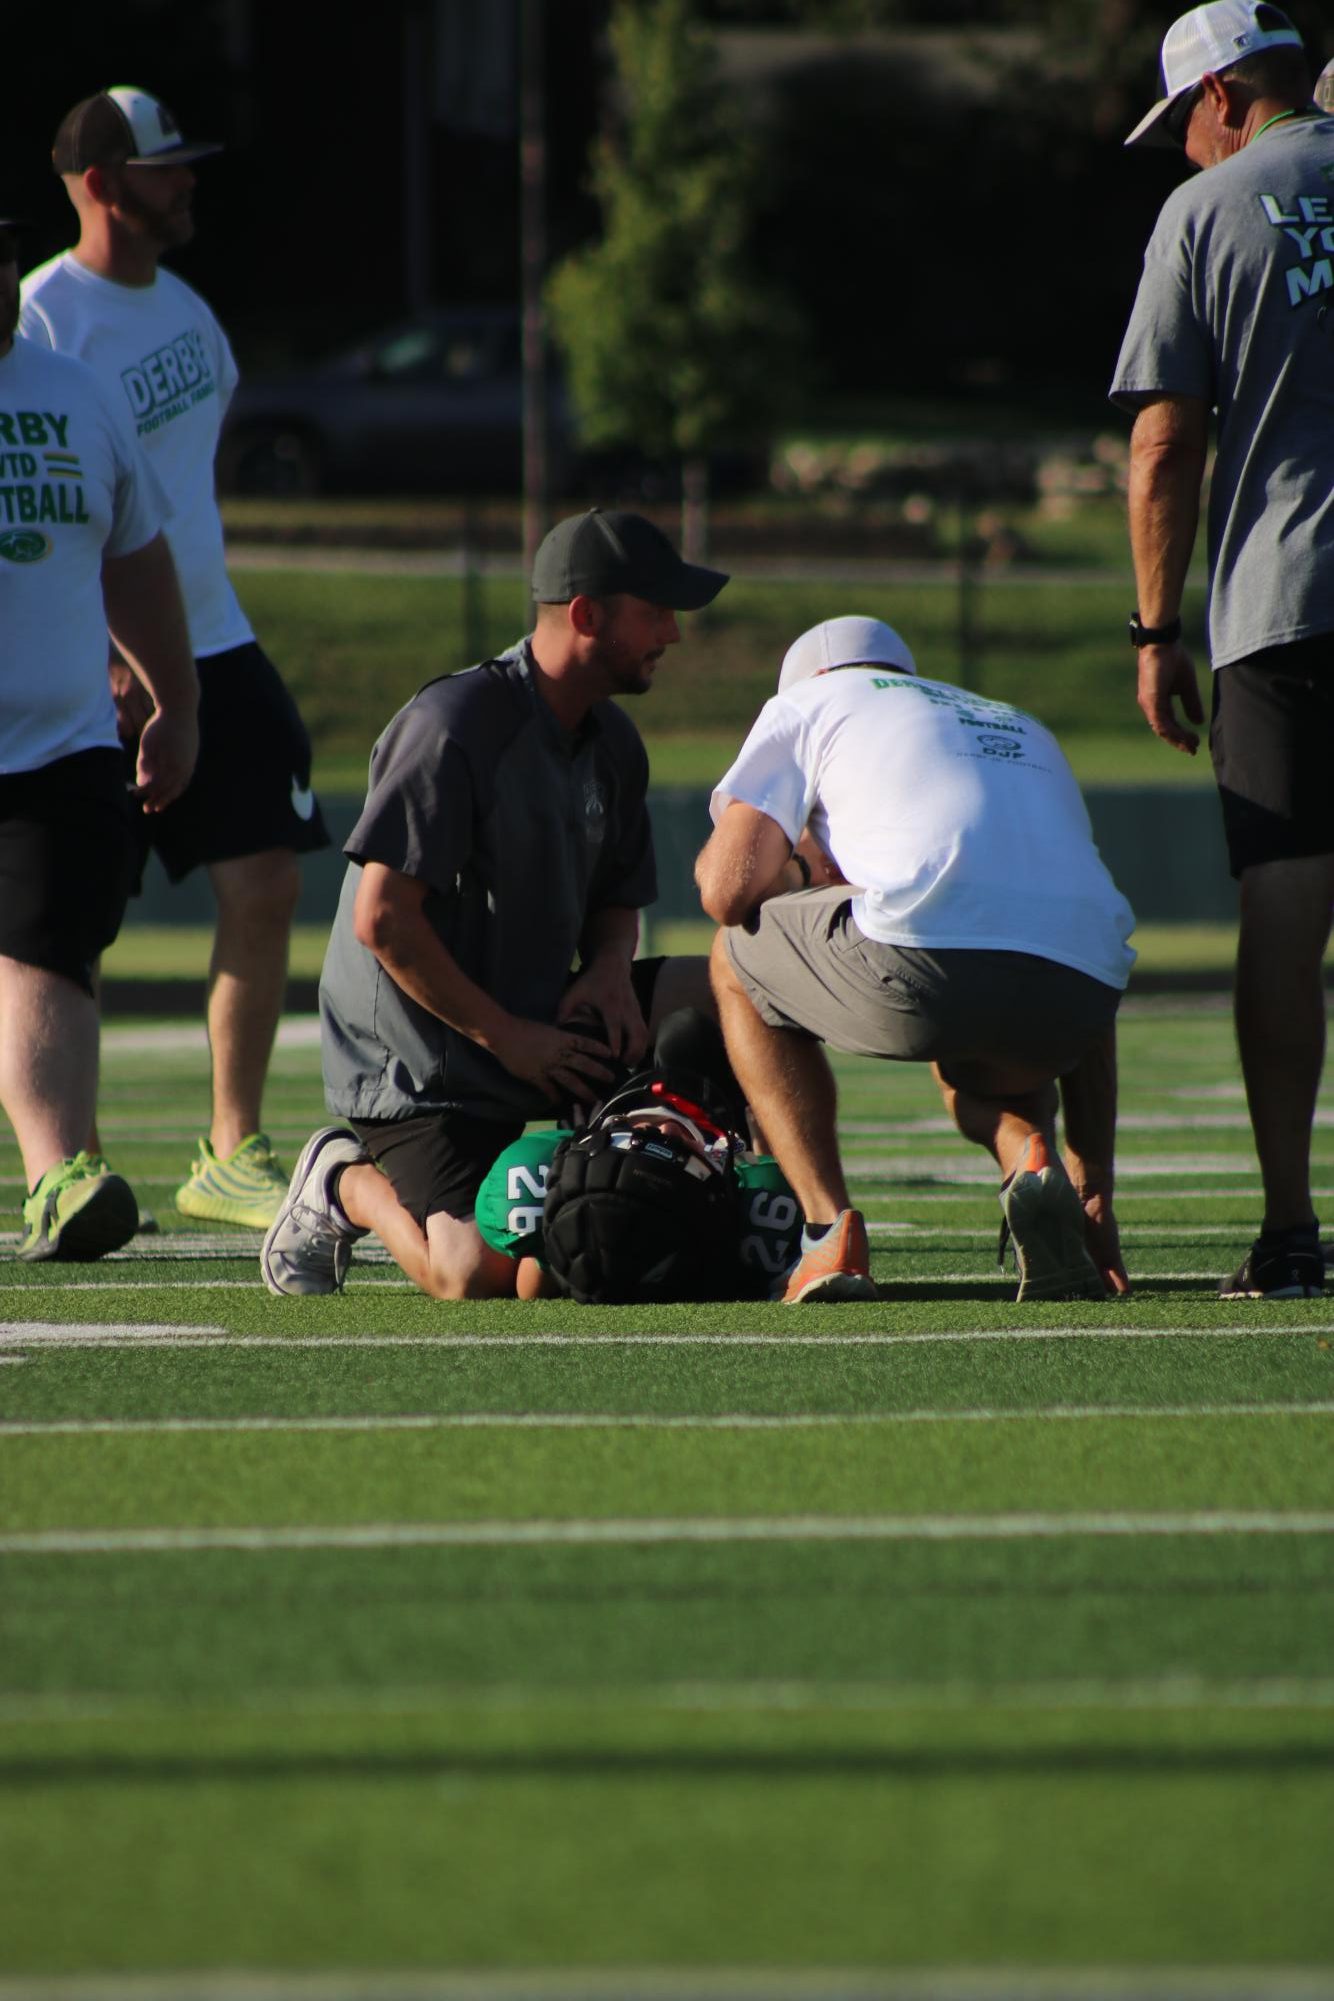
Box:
[998,1133,1106,1303]
[782,1208,876,1303]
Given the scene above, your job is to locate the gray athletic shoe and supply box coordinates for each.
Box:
[260,1126,369,1297]
[998,1135,1106,1303]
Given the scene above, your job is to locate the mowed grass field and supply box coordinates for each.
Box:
[2,1001,1334,1998]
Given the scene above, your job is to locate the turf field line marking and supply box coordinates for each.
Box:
[6,1972,1333,2001]
[7,1402,1334,1437]
[2,1325,1329,1349]
[0,1323,221,1342]
[5,1511,1334,1554]
[6,1677,1334,1729]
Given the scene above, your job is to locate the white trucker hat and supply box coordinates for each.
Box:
[777,616,917,694]
[1125,0,1304,147]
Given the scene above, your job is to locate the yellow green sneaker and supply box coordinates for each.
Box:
[19,1152,139,1263]
[175,1132,290,1229]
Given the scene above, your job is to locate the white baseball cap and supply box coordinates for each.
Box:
[1125,0,1304,148]
[1317,57,1334,111]
[777,616,917,694]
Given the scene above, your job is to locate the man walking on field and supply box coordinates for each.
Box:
[20,86,330,1231]
[0,214,198,1260]
[1114,1,1334,1297]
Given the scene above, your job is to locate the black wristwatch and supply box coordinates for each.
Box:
[1128,611,1182,648]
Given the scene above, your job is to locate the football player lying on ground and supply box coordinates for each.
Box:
[694,615,1136,1305]
[477,1008,803,1305]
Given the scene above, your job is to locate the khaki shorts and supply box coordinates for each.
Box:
[725,887,1120,1079]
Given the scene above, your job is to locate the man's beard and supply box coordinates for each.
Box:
[116,180,194,248]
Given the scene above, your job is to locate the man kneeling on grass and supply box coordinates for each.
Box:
[694,616,1137,1304]
[260,509,729,1302]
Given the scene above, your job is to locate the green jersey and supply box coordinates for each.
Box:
[476,1130,801,1295]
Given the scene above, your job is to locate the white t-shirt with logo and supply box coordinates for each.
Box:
[0,336,167,773]
[19,254,253,659]
[711,669,1136,991]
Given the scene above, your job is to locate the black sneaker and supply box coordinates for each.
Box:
[1220,1227,1324,1300]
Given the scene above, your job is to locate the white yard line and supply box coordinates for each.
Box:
[4,1966,1332,2001]
[0,1325,1330,1350]
[4,1510,1334,1555]
[5,1675,1334,1730]
[6,1403,1334,1438]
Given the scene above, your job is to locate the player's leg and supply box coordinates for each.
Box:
[1211,639,1334,1296]
[1234,852,1334,1232]
[925,950,1117,1302]
[0,957,101,1187]
[204,845,301,1156]
[0,753,139,1260]
[710,929,849,1221]
[262,1110,521,1301]
[154,645,330,1227]
[710,910,874,1302]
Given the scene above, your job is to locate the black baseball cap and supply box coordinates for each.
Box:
[53,88,223,173]
[532,509,729,611]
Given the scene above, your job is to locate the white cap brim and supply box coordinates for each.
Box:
[1124,94,1184,147]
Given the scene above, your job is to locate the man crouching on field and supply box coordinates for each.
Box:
[695,616,1136,1304]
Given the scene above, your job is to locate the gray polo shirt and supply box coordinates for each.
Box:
[321,640,657,1123]
[1111,113,1334,668]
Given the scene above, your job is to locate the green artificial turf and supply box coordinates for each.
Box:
[1,1001,1333,1985]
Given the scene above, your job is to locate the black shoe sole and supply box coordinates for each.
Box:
[47,1177,139,1262]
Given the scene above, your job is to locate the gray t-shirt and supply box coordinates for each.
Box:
[321,640,657,1122]
[1111,114,1334,668]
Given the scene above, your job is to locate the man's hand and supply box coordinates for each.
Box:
[558,957,649,1066]
[1081,1189,1130,1296]
[108,652,155,747]
[491,1016,617,1105]
[1136,641,1204,755]
[133,707,200,813]
[795,830,847,889]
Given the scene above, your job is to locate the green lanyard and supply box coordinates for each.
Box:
[1251,109,1304,141]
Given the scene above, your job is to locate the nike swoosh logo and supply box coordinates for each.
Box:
[290,781,316,822]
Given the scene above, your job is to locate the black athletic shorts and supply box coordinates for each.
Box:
[127,641,331,885]
[352,958,666,1225]
[1211,632,1334,876]
[0,748,136,994]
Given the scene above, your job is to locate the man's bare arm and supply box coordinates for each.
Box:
[1127,394,1210,755]
[101,531,199,810]
[695,802,806,926]
[352,862,612,1102]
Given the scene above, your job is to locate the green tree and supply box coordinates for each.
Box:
[547,0,806,557]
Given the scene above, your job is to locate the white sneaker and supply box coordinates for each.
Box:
[260,1127,369,1297]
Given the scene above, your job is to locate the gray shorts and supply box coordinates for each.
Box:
[725,887,1120,1079]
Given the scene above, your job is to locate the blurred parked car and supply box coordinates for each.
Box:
[217,305,768,501]
[217,306,577,498]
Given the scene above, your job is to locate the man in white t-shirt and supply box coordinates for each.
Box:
[695,617,1136,1305]
[0,215,198,1261]
[19,87,331,1232]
